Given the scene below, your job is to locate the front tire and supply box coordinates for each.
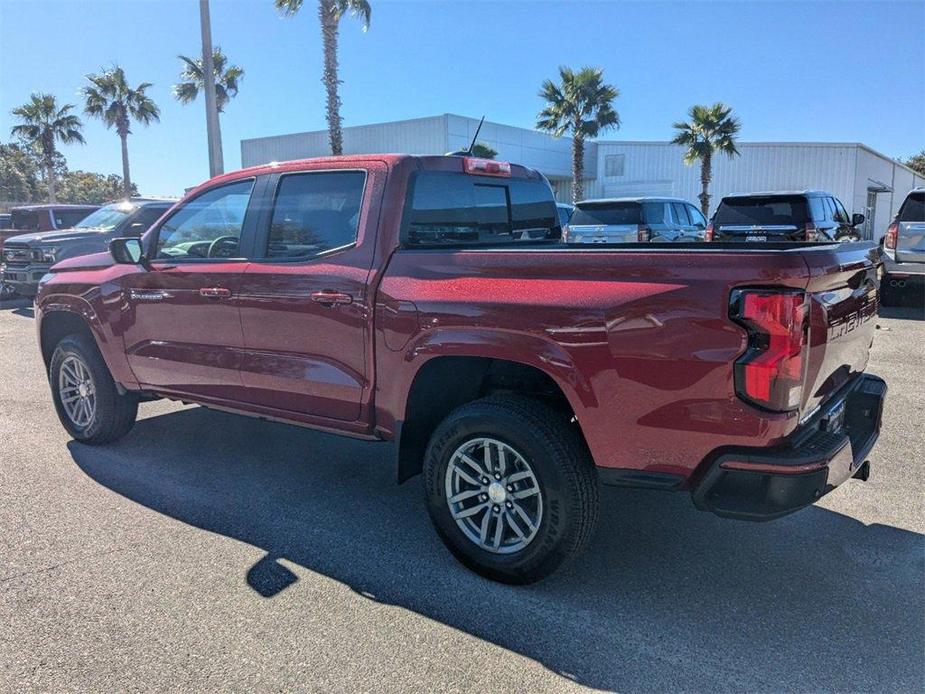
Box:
[49,334,138,444]
[424,394,599,584]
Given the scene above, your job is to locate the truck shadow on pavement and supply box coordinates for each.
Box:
[69,406,924,692]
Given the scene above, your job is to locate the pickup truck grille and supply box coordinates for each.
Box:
[2,245,40,268]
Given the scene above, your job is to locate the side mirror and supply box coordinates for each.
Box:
[852,213,865,226]
[110,237,144,265]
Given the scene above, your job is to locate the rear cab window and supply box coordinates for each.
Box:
[898,192,924,222]
[404,171,558,245]
[571,202,642,226]
[715,196,811,226]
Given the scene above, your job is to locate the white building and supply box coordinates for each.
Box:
[241,113,924,240]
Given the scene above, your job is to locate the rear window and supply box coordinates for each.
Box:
[10,209,42,231]
[404,172,558,246]
[898,192,924,222]
[715,196,810,226]
[571,202,642,226]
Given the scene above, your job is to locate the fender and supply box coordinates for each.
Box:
[36,285,139,390]
[374,324,597,441]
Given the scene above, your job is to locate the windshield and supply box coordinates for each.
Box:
[571,202,642,226]
[715,196,810,226]
[74,202,136,231]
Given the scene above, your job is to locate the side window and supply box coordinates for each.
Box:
[832,198,850,224]
[808,197,825,222]
[127,206,168,236]
[155,179,254,259]
[266,171,366,259]
[56,209,93,228]
[687,205,707,229]
[671,203,690,226]
[822,197,836,221]
[643,202,668,225]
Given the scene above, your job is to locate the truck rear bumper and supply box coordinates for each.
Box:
[692,374,886,521]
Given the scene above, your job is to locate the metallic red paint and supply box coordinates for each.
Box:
[36,155,882,487]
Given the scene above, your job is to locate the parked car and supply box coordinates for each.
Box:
[565,197,707,243]
[881,187,924,300]
[36,154,885,584]
[2,198,173,297]
[6,204,99,233]
[0,213,11,228]
[709,191,864,243]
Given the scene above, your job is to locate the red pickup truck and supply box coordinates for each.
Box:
[35,154,886,583]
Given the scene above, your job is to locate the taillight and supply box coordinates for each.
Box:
[704,223,714,242]
[637,225,650,242]
[804,223,819,241]
[730,289,808,412]
[884,220,898,250]
[463,157,511,177]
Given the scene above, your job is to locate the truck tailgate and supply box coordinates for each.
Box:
[800,242,880,417]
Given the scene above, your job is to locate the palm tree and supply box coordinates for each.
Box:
[173,47,244,113]
[82,66,160,197]
[537,66,619,203]
[274,0,371,156]
[10,94,84,202]
[671,103,741,216]
[471,143,497,160]
[173,48,244,173]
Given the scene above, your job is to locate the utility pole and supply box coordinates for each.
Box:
[199,0,223,177]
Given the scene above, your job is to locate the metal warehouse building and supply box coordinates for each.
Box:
[241,113,924,241]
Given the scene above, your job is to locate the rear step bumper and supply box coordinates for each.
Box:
[692,374,887,521]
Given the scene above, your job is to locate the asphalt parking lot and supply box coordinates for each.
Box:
[0,296,923,693]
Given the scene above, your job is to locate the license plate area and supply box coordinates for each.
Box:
[820,400,846,434]
[746,235,767,242]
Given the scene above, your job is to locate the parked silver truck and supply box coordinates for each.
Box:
[882,188,924,302]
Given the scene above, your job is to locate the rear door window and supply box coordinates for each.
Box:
[571,202,642,226]
[671,203,690,226]
[265,171,367,258]
[714,196,810,226]
[898,192,923,222]
[405,171,557,245]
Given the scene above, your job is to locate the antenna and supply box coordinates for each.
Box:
[466,116,485,155]
[445,115,487,157]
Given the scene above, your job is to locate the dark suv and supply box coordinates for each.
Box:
[709,191,864,243]
[2,198,174,297]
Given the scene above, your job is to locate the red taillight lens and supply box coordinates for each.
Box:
[884,221,898,250]
[805,223,819,241]
[637,225,650,242]
[463,157,511,177]
[704,223,714,242]
[730,289,808,411]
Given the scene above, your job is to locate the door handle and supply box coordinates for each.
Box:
[200,287,232,299]
[310,290,353,306]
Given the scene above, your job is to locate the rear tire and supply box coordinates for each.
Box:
[49,334,138,444]
[423,394,599,584]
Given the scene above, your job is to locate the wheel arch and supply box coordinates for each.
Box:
[395,352,593,483]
